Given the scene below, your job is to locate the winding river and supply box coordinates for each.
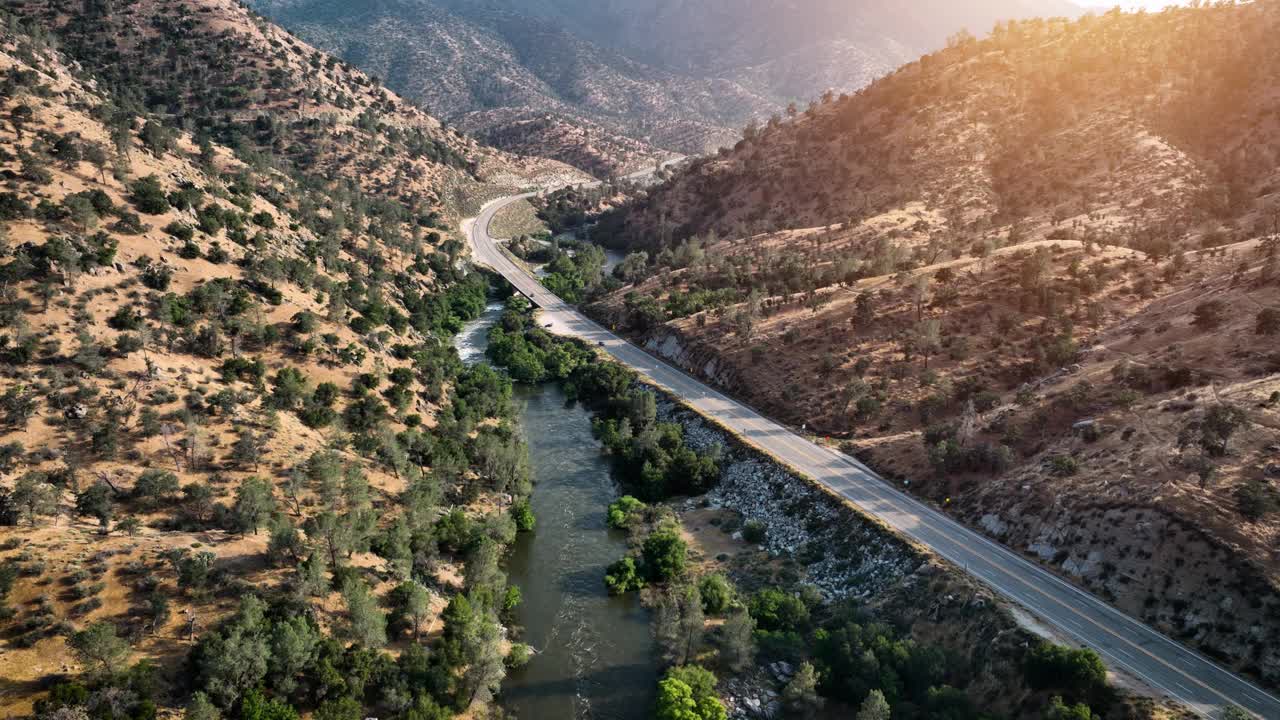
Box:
[454,307,657,720]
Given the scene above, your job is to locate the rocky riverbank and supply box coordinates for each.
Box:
[661,398,921,600]
[653,397,1053,719]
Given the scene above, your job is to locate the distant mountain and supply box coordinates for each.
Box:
[247,0,1080,176]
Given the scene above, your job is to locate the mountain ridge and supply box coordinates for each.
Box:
[247,0,1084,176]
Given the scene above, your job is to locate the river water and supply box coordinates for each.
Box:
[453,307,657,720]
[454,300,505,364]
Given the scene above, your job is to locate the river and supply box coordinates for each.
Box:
[453,306,657,720]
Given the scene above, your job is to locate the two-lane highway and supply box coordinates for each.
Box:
[467,194,1280,720]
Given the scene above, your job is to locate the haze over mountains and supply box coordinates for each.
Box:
[247,0,1081,176]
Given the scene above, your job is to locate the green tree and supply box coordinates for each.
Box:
[69,622,130,678]
[656,586,704,666]
[75,482,114,533]
[459,611,506,707]
[186,692,221,720]
[267,516,304,565]
[642,527,687,582]
[719,609,756,672]
[314,698,361,720]
[232,477,275,535]
[784,662,824,718]
[855,689,891,720]
[511,498,536,531]
[193,597,271,706]
[605,556,646,595]
[117,516,142,537]
[146,592,170,634]
[83,142,110,183]
[697,574,733,615]
[269,616,320,695]
[402,582,431,639]
[655,666,726,720]
[748,588,809,632]
[464,538,505,593]
[12,474,58,525]
[133,469,179,509]
[1199,404,1248,457]
[1024,643,1107,698]
[231,429,265,471]
[295,552,329,597]
[270,368,309,411]
[1236,478,1280,521]
[342,577,387,648]
[239,689,298,720]
[139,121,175,157]
[129,176,170,215]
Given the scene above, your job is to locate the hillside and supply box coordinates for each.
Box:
[610,4,1274,248]
[0,1,579,717]
[578,2,1280,690]
[246,0,1080,178]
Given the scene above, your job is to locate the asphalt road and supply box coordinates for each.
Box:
[467,194,1280,720]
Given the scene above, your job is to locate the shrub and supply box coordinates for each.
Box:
[205,242,230,264]
[111,211,148,235]
[604,556,645,595]
[656,665,725,720]
[165,222,195,242]
[507,643,532,668]
[511,499,535,532]
[1256,308,1280,336]
[0,192,31,220]
[140,263,173,291]
[1192,300,1225,331]
[606,495,645,529]
[748,588,809,633]
[114,334,143,356]
[1024,643,1107,699]
[107,305,144,331]
[129,176,170,215]
[1236,479,1279,521]
[698,574,733,615]
[1048,454,1079,476]
[642,528,687,582]
[741,520,767,544]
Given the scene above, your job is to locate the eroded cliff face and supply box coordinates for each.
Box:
[642,330,742,391]
[960,500,1280,687]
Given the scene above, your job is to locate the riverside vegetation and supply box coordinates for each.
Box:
[484,290,1127,720]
